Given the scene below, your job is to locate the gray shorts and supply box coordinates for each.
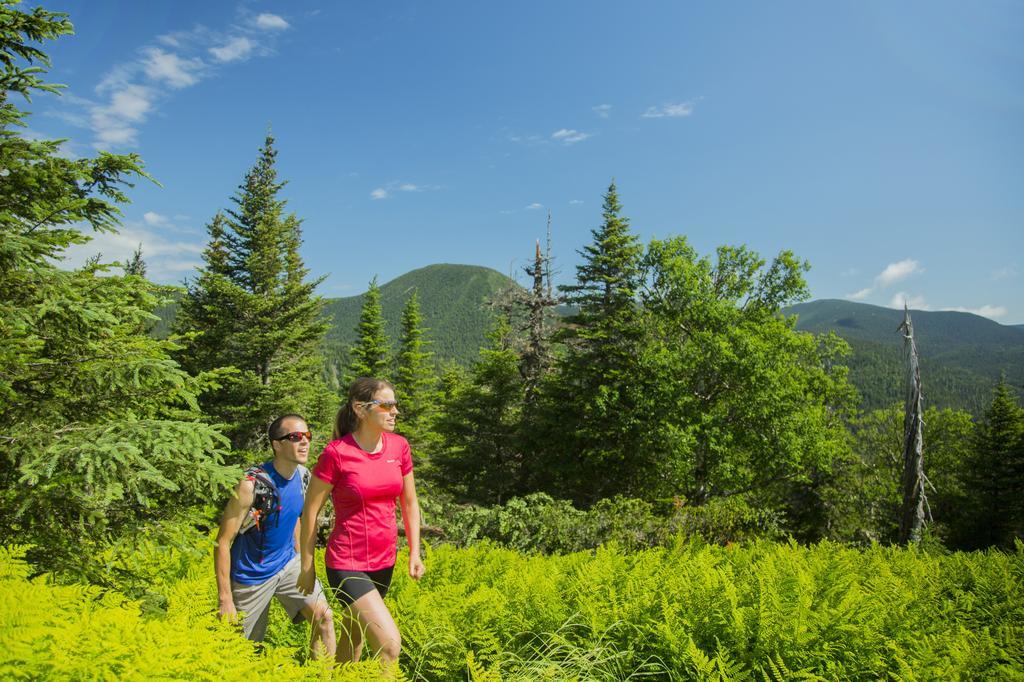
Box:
[231,554,329,641]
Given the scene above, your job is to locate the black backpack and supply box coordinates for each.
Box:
[238,464,311,536]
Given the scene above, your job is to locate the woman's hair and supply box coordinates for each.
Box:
[334,377,395,439]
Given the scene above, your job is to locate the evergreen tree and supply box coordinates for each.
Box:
[0,1,237,585]
[346,276,390,381]
[124,244,146,277]
[963,378,1023,548]
[395,290,440,456]
[540,181,646,503]
[435,315,525,504]
[175,135,334,454]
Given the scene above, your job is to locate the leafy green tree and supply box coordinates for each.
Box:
[435,315,526,504]
[175,135,335,454]
[346,276,390,381]
[395,290,440,457]
[637,237,856,513]
[962,379,1023,549]
[0,1,237,585]
[831,405,974,545]
[539,181,647,503]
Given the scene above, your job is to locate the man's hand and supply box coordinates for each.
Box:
[408,554,425,581]
[296,565,316,595]
[218,598,239,622]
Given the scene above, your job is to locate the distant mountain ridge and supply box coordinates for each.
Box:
[322,263,513,371]
[785,299,1024,414]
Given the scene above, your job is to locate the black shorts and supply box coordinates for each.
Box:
[325,565,394,606]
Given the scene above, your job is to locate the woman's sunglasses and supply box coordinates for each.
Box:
[361,400,400,413]
[272,430,312,443]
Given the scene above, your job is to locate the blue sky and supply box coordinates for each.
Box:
[32,1,1024,323]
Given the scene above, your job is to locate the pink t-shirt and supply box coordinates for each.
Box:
[313,432,413,571]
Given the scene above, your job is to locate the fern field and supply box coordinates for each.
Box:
[1,540,1021,680]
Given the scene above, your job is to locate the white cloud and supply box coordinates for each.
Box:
[105,85,153,122]
[569,199,583,205]
[210,37,255,63]
[888,292,929,310]
[255,13,290,30]
[876,259,923,288]
[525,203,544,210]
[592,104,612,118]
[991,266,1017,281]
[398,183,422,192]
[944,304,1008,319]
[845,259,925,301]
[551,128,590,144]
[845,288,872,301]
[63,17,288,149]
[143,211,169,227]
[142,47,203,88]
[642,101,696,118]
[59,222,205,283]
[370,188,389,200]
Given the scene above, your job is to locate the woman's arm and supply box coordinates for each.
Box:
[399,471,425,580]
[296,474,333,595]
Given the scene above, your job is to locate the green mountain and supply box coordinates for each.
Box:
[785,299,1024,414]
[323,264,514,372]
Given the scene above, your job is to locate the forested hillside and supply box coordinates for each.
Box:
[322,264,512,370]
[787,299,1024,413]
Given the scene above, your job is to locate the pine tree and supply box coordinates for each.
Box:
[435,314,525,504]
[963,378,1023,548]
[175,135,334,454]
[124,244,146,277]
[346,276,390,381]
[0,1,237,585]
[541,180,646,503]
[395,290,440,456]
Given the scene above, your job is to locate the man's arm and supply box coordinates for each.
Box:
[214,479,255,620]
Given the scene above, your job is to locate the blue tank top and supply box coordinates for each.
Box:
[230,461,305,584]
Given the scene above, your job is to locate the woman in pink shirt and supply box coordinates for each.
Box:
[297,377,425,666]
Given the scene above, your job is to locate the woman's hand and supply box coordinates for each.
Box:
[408,554,425,581]
[296,565,317,595]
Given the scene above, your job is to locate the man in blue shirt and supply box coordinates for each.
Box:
[215,414,334,658]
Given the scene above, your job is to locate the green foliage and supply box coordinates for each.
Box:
[543,181,648,503]
[0,545,384,680]
[962,378,1024,549]
[394,290,441,460]
[390,540,1024,681]
[174,134,336,456]
[3,537,1023,680]
[434,315,526,504]
[833,405,975,546]
[323,264,511,371]
[427,493,784,554]
[347,276,391,381]
[0,0,237,585]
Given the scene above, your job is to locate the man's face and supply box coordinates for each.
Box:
[270,417,311,465]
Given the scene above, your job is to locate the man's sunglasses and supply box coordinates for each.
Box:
[361,400,400,412]
[272,430,312,443]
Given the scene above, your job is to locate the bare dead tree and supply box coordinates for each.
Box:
[898,304,930,543]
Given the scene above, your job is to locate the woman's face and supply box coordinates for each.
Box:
[358,386,399,433]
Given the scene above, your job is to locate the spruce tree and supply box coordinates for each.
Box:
[346,276,390,381]
[963,378,1023,548]
[0,1,237,585]
[542,180,646,503]
[435,315,525,504]
[175,135,334,454]
[395,290,440,456]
